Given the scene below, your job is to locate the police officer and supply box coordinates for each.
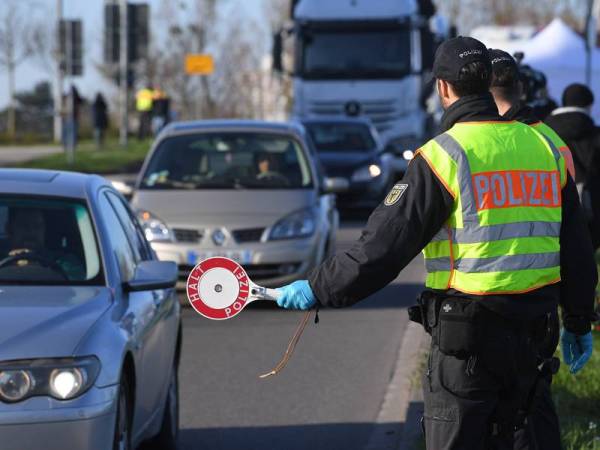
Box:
[276,37,597,450]
[488,49,576,179]
[488,47,577,450]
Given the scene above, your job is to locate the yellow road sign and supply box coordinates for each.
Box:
[185,54,214,75]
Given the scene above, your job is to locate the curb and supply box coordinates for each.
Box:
[364,320,428,450]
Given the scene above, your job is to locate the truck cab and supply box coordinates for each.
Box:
[274,0,442,172]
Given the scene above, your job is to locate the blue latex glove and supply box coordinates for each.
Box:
[561,330,593,374]
[277,280,317,310]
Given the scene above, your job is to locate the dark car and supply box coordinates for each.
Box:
[301,117,395,210]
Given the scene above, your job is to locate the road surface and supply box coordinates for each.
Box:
[177,220,426,450]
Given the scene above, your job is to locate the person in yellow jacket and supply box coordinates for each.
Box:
[488,47,577,450]
[136,87,154,139]
[275,37,597,450]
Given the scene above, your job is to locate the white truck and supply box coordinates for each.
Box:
[273,0,445,167]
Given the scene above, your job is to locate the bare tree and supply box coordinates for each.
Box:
[434,0,587,34]
[0,0,38,138]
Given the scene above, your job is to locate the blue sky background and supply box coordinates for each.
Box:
[0,0,266,108]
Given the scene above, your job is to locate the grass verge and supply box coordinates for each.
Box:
[9,138,151,174]
[554,330,600,450]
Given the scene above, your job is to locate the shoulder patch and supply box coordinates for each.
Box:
[384,183,408,206]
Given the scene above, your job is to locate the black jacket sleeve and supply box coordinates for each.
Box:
[559,176,598,334]
[308,155,454,308]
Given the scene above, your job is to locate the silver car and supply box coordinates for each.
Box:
[131,120,346,288]
[0,169,180,450]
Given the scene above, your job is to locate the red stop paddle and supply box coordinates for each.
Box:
[186,257,313,378]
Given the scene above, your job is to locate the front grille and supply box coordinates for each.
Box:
[173,228,203,243]
[232,228,265,243]
[179,263,301,282]
[308,99,399,134]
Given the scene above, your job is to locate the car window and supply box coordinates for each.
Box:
[99,193,136,281]
[140,132,314,190]
[305,122,377,152]
[105,192,151,261]
[0,196,103,285]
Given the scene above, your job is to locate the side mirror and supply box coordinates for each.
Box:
[124,260,178,292]
[110,179,134,200]
[323,177,350,194]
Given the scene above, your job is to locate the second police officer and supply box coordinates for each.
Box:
[276,37,597,450]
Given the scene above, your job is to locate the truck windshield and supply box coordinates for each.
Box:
[300,26,411,80]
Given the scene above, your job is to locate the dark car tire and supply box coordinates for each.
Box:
[113,374,132,450]
[145,362,179,450]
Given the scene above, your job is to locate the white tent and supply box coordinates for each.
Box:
[514,19,600,119]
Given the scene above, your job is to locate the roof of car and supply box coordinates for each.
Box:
[0,169,108,199]
[160,119,305,137]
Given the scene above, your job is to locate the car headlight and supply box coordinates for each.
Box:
[351,164,382,183]
[269,207,317,240]
[0,357,100,403]
[0,370,32,402]
[137,210,174,243]
[402,150,415,160]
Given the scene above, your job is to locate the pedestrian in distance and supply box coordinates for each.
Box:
[136,86,154,140]
[275,37,597,450]
[488,47,579,450]
[545,83,600,249]
[62,84,82,152]
[91,93,109,150]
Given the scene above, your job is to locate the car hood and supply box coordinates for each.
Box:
[132,189,317,228]
[0,286,112,361]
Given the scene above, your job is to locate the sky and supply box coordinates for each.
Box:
[0,0,266,108]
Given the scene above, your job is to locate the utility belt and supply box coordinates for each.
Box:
[408,290,551,359]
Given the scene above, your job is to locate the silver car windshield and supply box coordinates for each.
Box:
[0,197,103,285]
[140,132,314,190]
[305,123,377,152]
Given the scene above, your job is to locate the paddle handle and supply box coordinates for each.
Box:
[250,285,281,302]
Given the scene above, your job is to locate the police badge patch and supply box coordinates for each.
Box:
[384,183,408,206]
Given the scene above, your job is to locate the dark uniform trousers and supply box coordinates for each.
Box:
[513,310,562,450]
[422,298,555,450]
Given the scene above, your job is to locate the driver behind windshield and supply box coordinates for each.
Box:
[5,207,85,280]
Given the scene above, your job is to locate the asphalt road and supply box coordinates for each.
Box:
[177,220,426,450]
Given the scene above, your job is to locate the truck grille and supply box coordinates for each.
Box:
[308,99,398,134]
[173,228,203,243]
[232,227,265,243]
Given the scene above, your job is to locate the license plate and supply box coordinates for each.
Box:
[187,250,252,266]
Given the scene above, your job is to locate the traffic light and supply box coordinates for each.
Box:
[128,3,149,63]
[104,2,149,65]
[59,20,84,76]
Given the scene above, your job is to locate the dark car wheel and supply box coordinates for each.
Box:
[145,362,179,450]
[113,374,132,450]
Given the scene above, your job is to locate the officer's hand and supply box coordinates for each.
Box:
[276,280,317,310]
[561,330,593,374]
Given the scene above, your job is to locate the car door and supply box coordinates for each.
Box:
[98,190,164,434]
[105,191,179,430]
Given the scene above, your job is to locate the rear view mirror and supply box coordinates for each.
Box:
[323,177,349,194]
[124,260,178,292]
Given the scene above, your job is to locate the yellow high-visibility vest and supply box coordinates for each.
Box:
[136,88,154,112]
[418,121,567,295]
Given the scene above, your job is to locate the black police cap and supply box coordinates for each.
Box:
[489,49,518,73]
[489,48,519,87]
[432,36,491,82]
